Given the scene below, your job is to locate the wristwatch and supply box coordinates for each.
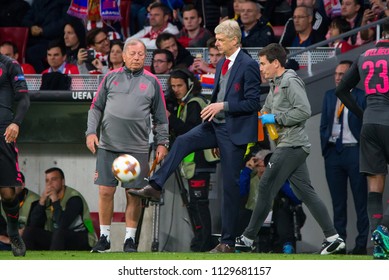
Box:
[159,143,169,149]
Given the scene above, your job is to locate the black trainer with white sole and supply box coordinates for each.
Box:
[320,237,346,255]
[123,237,137,253]
[235,235,256,252]
[91,235,111,253]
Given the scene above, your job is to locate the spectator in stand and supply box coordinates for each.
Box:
[21,0,71,73]
[328,17,354,53]
[129,2,179,49]
[322,0,342,19]
[42,40,79,74]
[340,0,365,47]
[0,41,36,74]
[240,0,274,47]
[191,37,223,75]
[377,0,389,17]
[0,173,39,251]
[232,0,246,21]
[0,0,30,27]
[194,0,233,33]
[150,49,174,74]
[280,0,330,47]
[262,0,293,26]
[107,40,124,71]
[283,5,327,47]
[63,17,87,66]
[360,0,387,43]
[156,32,194,69]
[22,167,97,250]
[129,0,154,35]
[77,28,110,74]
[176,4,213,48]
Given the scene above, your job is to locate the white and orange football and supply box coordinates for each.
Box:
[112,154,141,183]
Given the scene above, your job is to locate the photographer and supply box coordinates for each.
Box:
[237,152,306,254]
[77,28,110,74]
[165,69,218,252]
[22,167,97,250]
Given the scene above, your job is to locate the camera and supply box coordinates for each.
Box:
[86,49,95,62]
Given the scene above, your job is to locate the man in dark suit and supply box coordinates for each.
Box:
[129,19,262,253]
[320,60,368,255]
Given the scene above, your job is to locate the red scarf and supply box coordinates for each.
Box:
[144,23,168,40]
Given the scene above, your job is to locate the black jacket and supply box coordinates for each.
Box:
[241,18,275,48]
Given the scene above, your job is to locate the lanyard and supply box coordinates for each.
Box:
[336,100,345,120]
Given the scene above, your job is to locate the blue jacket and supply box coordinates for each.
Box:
[320,87,366,157]
[211,50,261,145]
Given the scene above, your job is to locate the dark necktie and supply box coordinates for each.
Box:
[221,59,230,75]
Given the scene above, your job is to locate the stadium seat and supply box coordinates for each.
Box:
[120,0,131,38]
[0,27,29,64]
[272,25,285,42]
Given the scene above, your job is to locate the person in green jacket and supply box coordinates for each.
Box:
[165,68,218,251]
[22,167,97,250]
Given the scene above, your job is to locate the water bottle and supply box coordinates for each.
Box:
[262,112,279,140]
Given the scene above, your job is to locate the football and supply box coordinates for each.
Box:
[112,154,141,183]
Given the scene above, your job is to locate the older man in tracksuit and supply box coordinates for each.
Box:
[86,38,169,253]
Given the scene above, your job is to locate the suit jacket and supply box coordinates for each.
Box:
[320,87,366,157]
[211,49,261,145]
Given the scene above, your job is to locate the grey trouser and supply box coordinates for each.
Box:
[243,147,337,240]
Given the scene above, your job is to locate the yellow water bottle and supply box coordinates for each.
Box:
[263,112,278,140]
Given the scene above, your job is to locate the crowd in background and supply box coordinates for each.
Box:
[0,0,388,256]
[0,0,387,77]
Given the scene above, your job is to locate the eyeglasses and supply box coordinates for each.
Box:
[95,37,109,45]
[293,15,309,20]
[152,59,168,64]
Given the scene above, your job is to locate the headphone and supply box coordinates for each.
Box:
[169,68,196,103]
[171,68,194,91]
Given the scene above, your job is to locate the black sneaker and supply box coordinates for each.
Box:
[91,235,111,253]
[123,237,137,252]
[320,237,345,255]
[9,235,26,257]
[235,235,255,252]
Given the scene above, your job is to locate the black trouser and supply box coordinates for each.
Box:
[188,172,212,252]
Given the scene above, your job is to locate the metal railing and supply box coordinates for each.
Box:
[287,17,389,74]
[25,74,213,97]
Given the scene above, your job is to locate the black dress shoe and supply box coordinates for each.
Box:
[209,243,235,253]
[128,184,161,202]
